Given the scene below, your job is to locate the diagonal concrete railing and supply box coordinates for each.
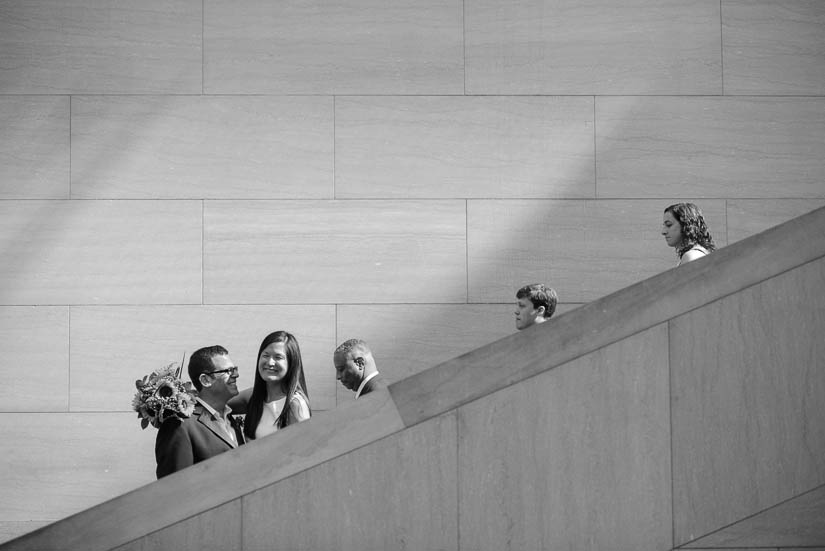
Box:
[4,206,825,551]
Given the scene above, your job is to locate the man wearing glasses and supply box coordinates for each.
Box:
[155,345,246,478]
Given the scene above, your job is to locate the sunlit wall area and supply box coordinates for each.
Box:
[0,0,823,542]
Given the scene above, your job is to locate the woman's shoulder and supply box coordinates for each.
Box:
[290,389,309,407]
[289,390,311,420]
[682,245,709,261]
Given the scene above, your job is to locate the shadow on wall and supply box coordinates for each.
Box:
[0,5,762,540]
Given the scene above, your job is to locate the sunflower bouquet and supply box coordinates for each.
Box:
[132,359,196,430]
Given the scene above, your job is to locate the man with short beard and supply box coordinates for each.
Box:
[155,345,245,478]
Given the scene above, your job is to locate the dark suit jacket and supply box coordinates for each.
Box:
[358,373,388,398]
[155,404,245,479]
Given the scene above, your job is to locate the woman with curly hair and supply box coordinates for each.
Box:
[230,330,311,440]
[662,202,716,265]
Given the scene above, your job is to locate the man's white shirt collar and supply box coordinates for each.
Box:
[196,396,231,419]
[196,397,237,443]
[355,371,379,399]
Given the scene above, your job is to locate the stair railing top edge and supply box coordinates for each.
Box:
[4,205,824,551]
[390,204,825,427]
[1,390,405,551]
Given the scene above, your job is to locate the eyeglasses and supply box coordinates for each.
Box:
[206,366,239,377]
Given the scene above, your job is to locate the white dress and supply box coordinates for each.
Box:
[677,244,709,266]
[254,392,311,439]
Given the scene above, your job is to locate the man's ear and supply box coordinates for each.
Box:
[536,305,546,317]
[354,357,365,368]
[199,373,212,388]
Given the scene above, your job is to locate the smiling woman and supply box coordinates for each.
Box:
[662,203,717,265]
[233,331,312,441]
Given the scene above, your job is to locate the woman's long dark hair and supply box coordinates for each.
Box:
[243,330,310,440]
[665,203,716,258]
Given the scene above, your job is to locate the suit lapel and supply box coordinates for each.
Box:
[196,407,238,449]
